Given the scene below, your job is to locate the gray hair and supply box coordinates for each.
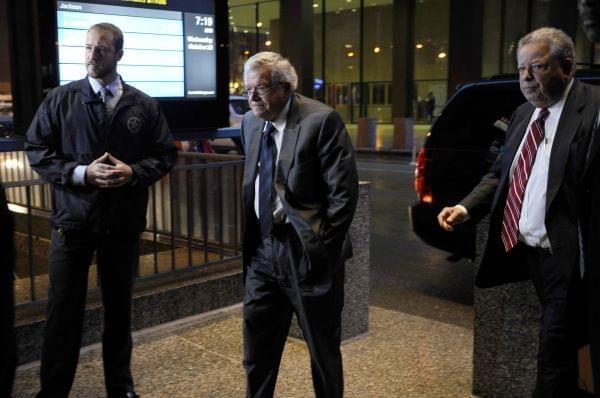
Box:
[89,23,124,51]
[518,27,575,65]
[244,51,298,92]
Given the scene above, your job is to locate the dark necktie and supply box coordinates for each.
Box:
[259,122,276,236]
[99,87,114,116]
[501,107,549,252]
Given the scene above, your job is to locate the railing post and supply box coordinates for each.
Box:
[26,185,35,301]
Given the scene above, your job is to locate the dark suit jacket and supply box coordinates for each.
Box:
[461,80,598,289]
[240,94,359,291]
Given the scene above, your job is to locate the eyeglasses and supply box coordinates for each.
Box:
[517,62,550,75]
[243,84,277,97]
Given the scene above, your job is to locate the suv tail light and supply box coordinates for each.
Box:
[414,146,433,203]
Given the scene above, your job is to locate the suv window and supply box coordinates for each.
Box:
[231,99,250,115]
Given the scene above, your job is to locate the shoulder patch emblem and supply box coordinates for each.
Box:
[127,116,142,134]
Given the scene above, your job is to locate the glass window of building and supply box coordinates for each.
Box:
[531,0,550,29]
[502,0,528,73]
[257,1,279,53]
[228,0,278,95]
[323,0,361,123]
[481,0,502,77]
[363,1,393,122]
[414,0,449,122]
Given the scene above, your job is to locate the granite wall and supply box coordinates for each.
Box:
[472,217,541,397]
[289,181,371,342]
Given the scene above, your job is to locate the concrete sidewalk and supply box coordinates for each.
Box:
[13,302,473,397]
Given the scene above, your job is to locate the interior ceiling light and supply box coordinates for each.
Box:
[347,51,355,57]
[313,3,319,7]
[373,47,381,53]
[256,22,263,28]
[265,40,272,46]
[416,43,424,49]
[438,52,447,59]
[345,43,353,48]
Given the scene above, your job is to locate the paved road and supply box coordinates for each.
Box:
[357,155,474,329]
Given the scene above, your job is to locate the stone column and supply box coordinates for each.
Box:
[472,218,540,396]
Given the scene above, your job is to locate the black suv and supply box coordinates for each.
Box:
[409,71,600,260]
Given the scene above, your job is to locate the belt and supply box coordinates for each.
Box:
[521,243,552,257]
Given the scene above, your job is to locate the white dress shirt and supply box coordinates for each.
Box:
[71,75,123,185]
[254,97,292,223]
[510,79,574,249]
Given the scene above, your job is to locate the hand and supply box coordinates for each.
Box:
[437,205,469,232]
[86,152,133,188]
[86,152,114,187]
[103,153,134,188]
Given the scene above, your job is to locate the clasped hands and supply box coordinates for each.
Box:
[86,152,133,188]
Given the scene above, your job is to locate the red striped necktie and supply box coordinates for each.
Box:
[501,107,549,252]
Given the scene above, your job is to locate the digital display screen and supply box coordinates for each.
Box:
[56,0,216,98]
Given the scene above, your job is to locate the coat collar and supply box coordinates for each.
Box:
[243,93,304,190]
[75,76,136,106]
[493,80,585,212]
[546,80,585,210]
[277,94,302,182]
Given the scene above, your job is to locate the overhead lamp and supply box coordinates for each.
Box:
[438,52,447,59]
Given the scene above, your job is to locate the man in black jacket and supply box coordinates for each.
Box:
[0,183,16,396]
[25,23,177,397]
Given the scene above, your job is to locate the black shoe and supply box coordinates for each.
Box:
[125,392,139,398]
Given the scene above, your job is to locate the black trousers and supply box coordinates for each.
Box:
[0,269,16,397]
[38,229,139,398]
[523,245,585,398]
[243,224,344,398]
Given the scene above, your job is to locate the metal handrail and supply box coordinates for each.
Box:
[6,152,245,305]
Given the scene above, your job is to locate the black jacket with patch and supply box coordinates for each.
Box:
[25,78,177,235]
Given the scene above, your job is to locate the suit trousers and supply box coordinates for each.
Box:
[0,269,16,397]
[243,224,344,398]
[523,245,585,397]
[37,229,139,398]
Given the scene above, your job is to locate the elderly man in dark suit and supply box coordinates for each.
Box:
[0,183,16,396]
[240,51,358,398]
[438,27,598,396]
